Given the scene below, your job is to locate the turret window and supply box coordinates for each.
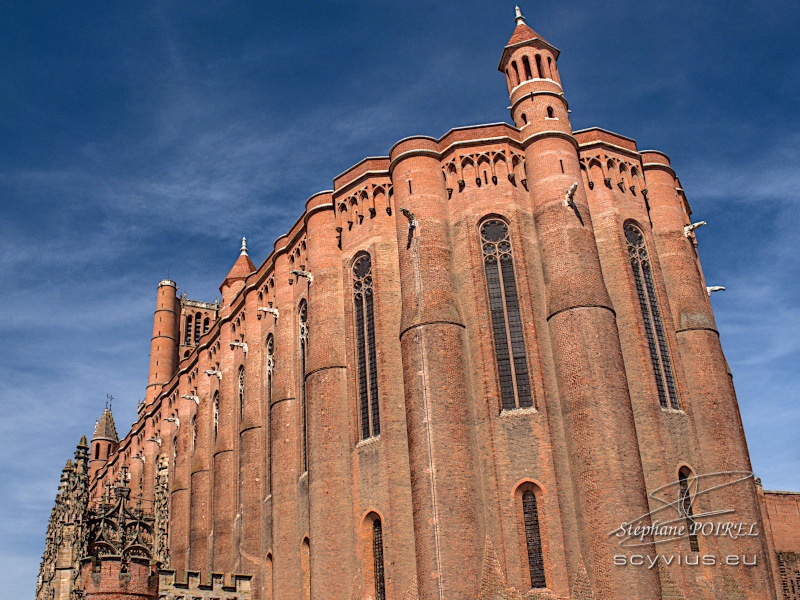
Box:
[480,219,533,410]
[522,490,546,588]
[511,61,521,85]
[535,54,544,79]
[625,223,680,409]
[522,56,533,80]
[353,253,380,439]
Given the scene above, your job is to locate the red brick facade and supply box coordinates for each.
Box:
[38,9,799,600]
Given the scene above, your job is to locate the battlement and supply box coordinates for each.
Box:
[159,569,252,599]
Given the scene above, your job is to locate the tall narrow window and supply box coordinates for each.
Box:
[522,56,533,80]
[481,219,533,410]
[184,315,192,344]
[679,468,700,552]
[203,317,210,334]
[172,436,178,475]
[353,254,380,439]
[625,223,680,409]
[238,365,245,421]
[535,54,544,79]
[213,391,219,441]
[193,313,201,343]
[266,334,274,495]
[299,301,308,473]
[191,415,197,451]
[522,490,546,588]
[373,519,386,600]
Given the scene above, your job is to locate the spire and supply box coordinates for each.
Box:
[221,236,256,290]
[93,407,119,442]
[498,5,560,71]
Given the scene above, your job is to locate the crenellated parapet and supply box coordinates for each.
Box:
[158,570,251,600]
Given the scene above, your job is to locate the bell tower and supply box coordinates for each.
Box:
[499,7,566,132]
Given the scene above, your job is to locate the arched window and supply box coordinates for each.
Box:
[678,468,699,552]
[299,300,308,473]
[193,313,201,343]
[266,334,274,495]
[203,317,210,334]
[172,436,178,475]
[192,415,197,451]
[184,315,192,344]
[95,443,100,460]
[522,490,546,588]
[238,365,245,421]
[213,391,219,441]
[372,519,386,600]
[546,106,555,118]
[522,56,533,80]
[301,538,311,600]
[353,254,380,439]
[511,61,521,85]
[625,223,680,409]
[535,54,544,79]
[481,219,533,410]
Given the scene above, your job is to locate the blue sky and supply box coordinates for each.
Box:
[1,2,798,598]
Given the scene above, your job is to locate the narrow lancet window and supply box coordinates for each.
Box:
[193,313,201,343]
[213,391,219,441]
[184,315,192,344]
[299,301,308,473]
[522,490,546,588]
[679,468,700,552]
[238,365,245,421]
[373,519,386,600]
[625,223,680,409]
[266,334,274,495]
[353,254,380,439]
[481,219,533,410]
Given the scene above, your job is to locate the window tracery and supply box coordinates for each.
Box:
[353,254,380,439]
[625,223,679,409]
[481,219,533,410]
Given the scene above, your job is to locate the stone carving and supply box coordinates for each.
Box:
[154,454,171,566]
[85,464,155,563]
[36,437,89,600]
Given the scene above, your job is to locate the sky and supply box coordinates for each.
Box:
[1,2,798,598]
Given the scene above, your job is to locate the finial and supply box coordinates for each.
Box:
[240,237,248,256]
[515,5,526,25]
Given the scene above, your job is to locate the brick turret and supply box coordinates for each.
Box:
[89,407,118,480]
[500,8,662,597]
[220,237,256,311]
[145,279,180,404]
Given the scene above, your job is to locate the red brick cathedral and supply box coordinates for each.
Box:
[37,8,800,600]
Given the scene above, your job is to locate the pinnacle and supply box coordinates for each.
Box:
[78,435,88,448]
[93,407,119,442]
[221,237,256,290]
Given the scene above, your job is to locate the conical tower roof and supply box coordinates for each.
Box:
[499,6,559,69]
[221,237,256,290]
[93,407,119,442]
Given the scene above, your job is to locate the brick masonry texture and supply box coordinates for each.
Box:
[37,9,799,600]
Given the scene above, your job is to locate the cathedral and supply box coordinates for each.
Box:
[36,8,800,600]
